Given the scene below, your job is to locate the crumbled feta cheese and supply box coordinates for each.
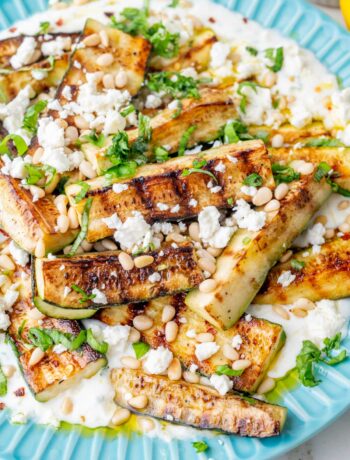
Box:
[37,117,71,173]
[198,206,235,248]
[157,202,169,211]
[231,334,243,350]
[8,241,29,267]
[41,36,71,56]
[145,94,162,109]
[210,374,233,396]
[189,198,198,207]
[103,111,126,136]
[53,344,67,354]
[186,329,197,338]
[214,162,226,173]
[102,213,122,230]
[112,183,129,194]
[210,185,222,194]
[171,204,180,213]
[3,288,19,309]
[63,286,71,298]
[102,325,130,351]
[0,85,32,141]
[233,199,266,231]
[142,346,173,374]
[305,300,346,347]
[195,341,220,361]
[245,314,252,322]
[210,42,230,68]
[148,272,161,283]
[277,270,296,287]
[227,154,238,164]
[189,363,198,373]
[10,37,37,69]
[152,222,173,235]
[241,185,257,197]
[92,288,108,305]
[114,212,151,250]
[62,85,72,101]
[293,222,326,248]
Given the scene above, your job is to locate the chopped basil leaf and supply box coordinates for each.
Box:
[182,158,217,182]
[237,81,259,114]
[242,236,251,245]
[146,71,200,99]
[74,181,91,204]
[133,342,150,359]
[224,120,239,144]
[314,161,332,182]
[291,259,305,271]
[0,134,28,157]
[246,46,258,56]
[215,364,244,377]
[329,181,350,197]
[28,327,54,352]
[138,113,152,142]
[57,176,69,194]
[22,100,48,135]
[168,0,180,6]
[304,138,344,148]
[86,329,108,354]
[265,47,284,72]
[120,104,136,117]
[71,283,96,303]
[68,197,93,256]
[24,164,56,187]
[37,21,50,34]
[192,441,209,453]
[0,364,7,397]
[154,146,169,163]
[82,130,105,148]
[243,173,263,187]
[111,8,149,35]
[178,125,197,156]
[272,163,300,184]
[18,320,27,339]
[227,197,234,206]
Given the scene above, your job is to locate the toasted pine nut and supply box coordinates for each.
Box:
[63,245,72,255]
[198,257,216,275]
[97,53,114,67]
[79,160,96,179]
[325,228,335,239]
[206,246,223,257]
[121,356,140,370]
[56,118,68,129]
[196,249,216,264]
[115,69,128,88]
[99,30,110,48]
[118,252,134,270]
[257,377,276,395]
[54,194,68,214]
[32,147,44,164]
[291,308,308,318]
[30,185,45,201]
[315,215,327,226]
[196,332,214,343]
[183,371,200,383]
[339,223,350,233]
[294,298,315,311]
[133,315,153,331]
[57,214,70,233]
[168,358,182,381]
[189,222,200,242]
[111,408,131,426]
[253,187,273,207]
[222,344,239,361]
[166,232,186,243]
[74,115,89,130]
[81,240,93,252]
[232,359,251,371]
[273,305,290,320]
[94,242,105,252]
[129,327,141,343]
[102,73,115,89]
[68,206,80,229]
[28,307,45,320]
[128,395,148,410]
[35,239,46,258]
[162,305,176,323]
[338,200,350,210]
[101,238,118,250]
[199,278,217,293]
[83,33,101,47]
[271,134,284,148]
[165,321,179,342]
[264,199,280,213]
[279,250,293,263]
[65,126,79,143]
[262,71,276,88]
[0,254,15,270]
[61,397,73,415]
[134,255,154,268]
[290,160,314,175]
[29,348,45,367]
[138,417,155,432]
[274,183,289,200]
[2,365,16,378]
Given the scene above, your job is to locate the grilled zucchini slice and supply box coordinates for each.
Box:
[256,236,350,305]
[8,297,106,402]
[249,122,328,146]
[34,243,204,310]
[111,368,287,437]
[68,140,273,243]
[34,297,98,320]
[98,294,285,393]
[186,175,332,329]
[0,173,78,254]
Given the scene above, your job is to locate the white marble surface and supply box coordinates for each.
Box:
[279,7,349,460]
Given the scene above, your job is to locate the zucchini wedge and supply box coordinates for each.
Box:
[8,297,106,402]
[111,368,287,437]
[98,294,285,393]
[256,236,350,305]
[34,243,204,310]
[34,297,98,320]
[81,88,238,174]
[68,140,273,243]
[186,175,332,329]
[0,172,78,254]
[270,145,350,189]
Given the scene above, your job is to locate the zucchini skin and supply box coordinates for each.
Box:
[35,243,204,309]
[186,176,332,329]
[256,235,350,305]
[34,297,98,320]
[98,294,285,394]
[111,368,287,437]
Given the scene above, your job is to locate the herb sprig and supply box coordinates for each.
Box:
[146,71,200,99]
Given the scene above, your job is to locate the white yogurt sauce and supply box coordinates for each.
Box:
[0,0,350,437]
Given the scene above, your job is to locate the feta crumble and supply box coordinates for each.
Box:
[195,341,220,361]
[277,270,296,288]
[142,346,173,374]
[210,374,233,396]
[233,199,266,232]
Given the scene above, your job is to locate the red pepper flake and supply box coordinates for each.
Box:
[208,17,216,23]
[342,233,350,240]
[0,403,5,411]
[243,17,249,24]
[14,387,25,397]
[9,27,17,33]
[104,11,114,18]
[56,18,64,27]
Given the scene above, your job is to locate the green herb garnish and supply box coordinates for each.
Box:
[304,138,344,148]
[86,329,109,354]
[291,259,305,271]
[272,163,300,184]
[22,100,48,135]
[242,236,251,245]
[246,46,258,56]
[133,342,150,359]
[192,441,209,453]
[37,21,50,34]
[172,100,183,119]
[71,284,96,304]
[147,71,200,99]
[182,158,217,182]
[24,164,56,187]
[120,104,136,117]
[314,161,332,182]
[82,130,105,148]
[178,125,197,156]
[68,197,93,256]
[265,47,284,72]
[74,182,90,204]
[0,134,28,157]
[215,364,244,377]
[227,197,234,206]
[168,0,180,7]
[243,173,263,187]
[0,364,7,396]
[18,320,27,339]
[154,146,169,163]
[237,81,259,114]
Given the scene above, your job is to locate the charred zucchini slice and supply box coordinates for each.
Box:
[68,140,273,243]
[98,294,285,394]
[186,176,332,329]
[256,236,350,305]
[34,297,98,320]
[34,243,204,310]
[111,368,287,437]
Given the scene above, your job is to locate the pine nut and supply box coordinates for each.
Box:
[134,255,154,268]
[271,134,284,148]
[30,185,45,201]
[99,30,110,48]
[81,240,93,252]
[315,215,327,226]
[101,238,118,250]
[138,417,155,432]
[189,222,200,242]
[35,239,46,258]
[0,254,15,270]
[162,305,176,323]
[290,160,314,175]
[196,332,214,343]
[273,305,290,320]
[65,126,79,143]
[56,118,68,129]
[232,359,251,371]
[121,356,140,370]
[102,73,115,89]
[97,53,114,67]
[168,358,182,381]
[83,33,101,47]
[74,115,90,130]
[274,183,289,200]
[115,69,128,88]
[222,344,239,361]
[338,200,349,210]
[129,327,141,343]
[2,365,16,378]
[279,250,293,263]
[111,408,131,426]
[32,147,44,164]
[63,245,72,255]
[196,249,216,264]
[264,199,280,213]
[165,321,179,342]
[199,278,217,293]
[54,194,68,215]
[79,160,96,179]
[61,397,73,415]
[257,377,276,395]
[294,298,315,311]
[183,371,200,383]
[57,214,70,233]
[252,187,273,207]
[325,228,335,239]
[198,257,216,275]
[28,307,45,320]
[133,315,153,331]
[94,242,105,252]
[118,252,134,270]
[128,395,148,410]
[68,206,80,229]
[207,247,223,257]
[291,308,308,318]
[166,232,186,243]
[263,71,276,88]
[29,348,45,367]
[339,223,350,233]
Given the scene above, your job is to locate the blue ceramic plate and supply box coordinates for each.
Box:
[1,0,350,459]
